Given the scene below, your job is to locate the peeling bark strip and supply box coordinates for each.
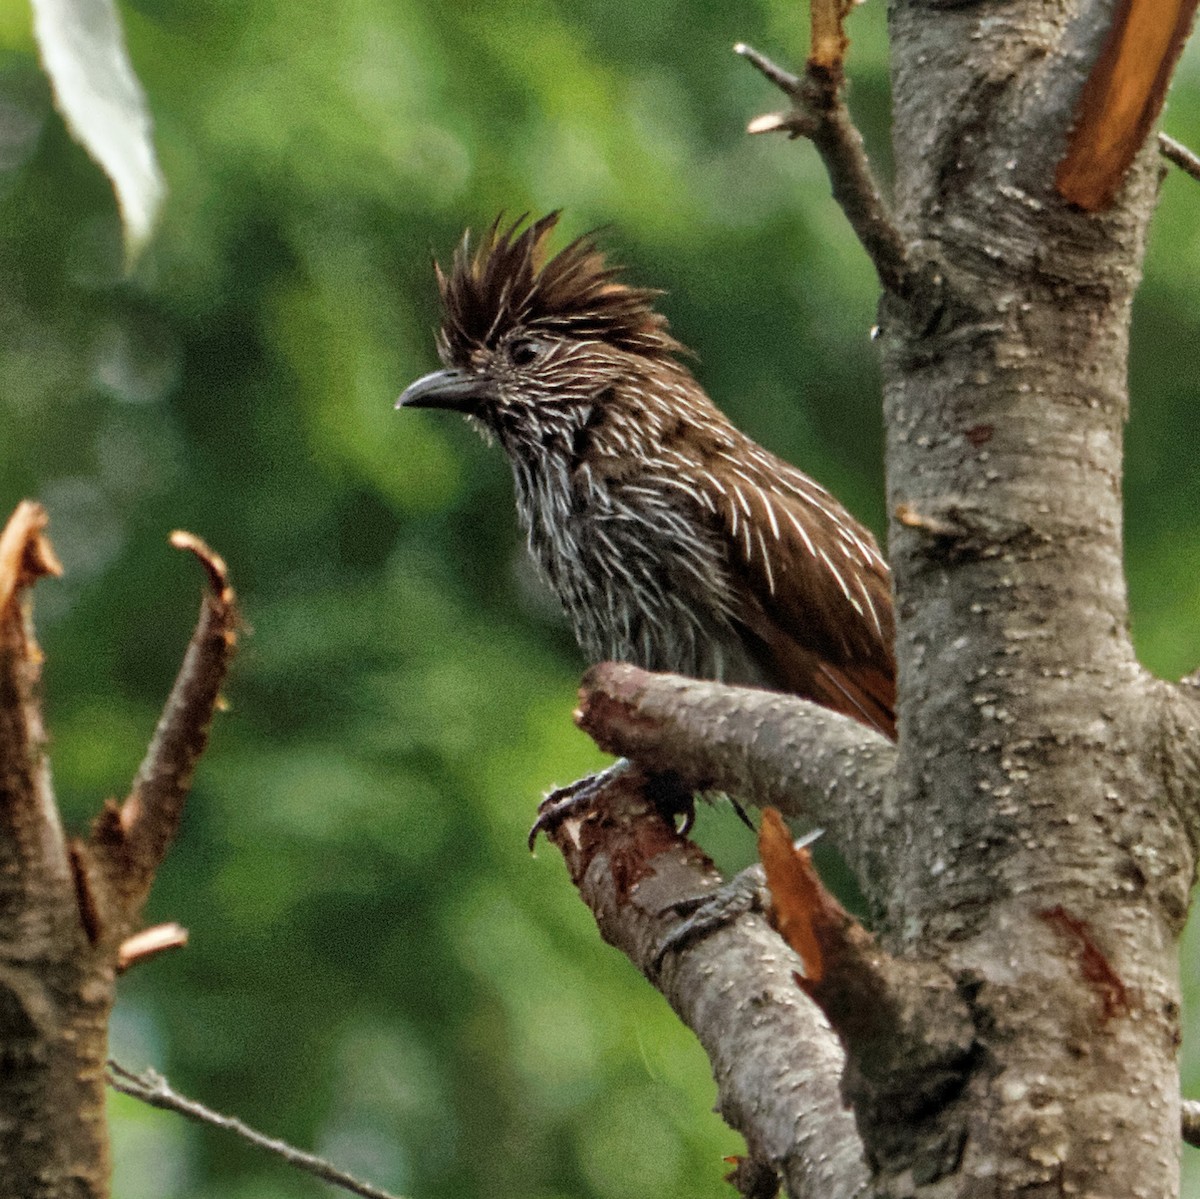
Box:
[0,506,237,1199]
[1057,0,1199,210]
[758,807,827,980]
[548,3,1200,1197]
[756,812,976,1177]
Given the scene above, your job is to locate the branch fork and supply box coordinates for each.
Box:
[734,35,915,300]
[554,668,986,1189]
[543,764,870,1198]
[79,531,239,947]
[0,502,239,1198]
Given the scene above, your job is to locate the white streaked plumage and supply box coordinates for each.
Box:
[421,213,896,736]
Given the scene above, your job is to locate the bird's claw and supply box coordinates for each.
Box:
[652,865,770,972]
[529,761,698,850]
[528,761,631,850]
[652,827,824,971]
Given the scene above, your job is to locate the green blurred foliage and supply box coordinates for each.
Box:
[2,1,1200,1195]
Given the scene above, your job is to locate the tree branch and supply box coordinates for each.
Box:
[574,662,896,908]
[1182,1097,1200,1148]
[734,41,915,299]
[106,1061,404,1199]
[0,502,68,889]
[544,771,869,1199]
[88,532,238,935]
[0,505,244,1195]
[1158,132,1200,185]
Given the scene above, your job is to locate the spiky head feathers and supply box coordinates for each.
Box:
[434,213,684,366]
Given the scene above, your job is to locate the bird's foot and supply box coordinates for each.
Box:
[529,760,630,850]
[653,828,824,970]
[653,865,770,970]
[529,761,695,850]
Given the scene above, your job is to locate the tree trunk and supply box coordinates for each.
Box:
[879,4,1192,1193]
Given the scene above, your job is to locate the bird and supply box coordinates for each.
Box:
[397,213,895,741]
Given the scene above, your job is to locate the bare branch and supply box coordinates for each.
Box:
[734,41,914,299]
[1159,132,1200,185]
[106,1061,405,1199]
[574,663,896,904]
[545,772,869,1199]
[117,922,189,972]
[89,532,238,928]
[0,502,71,897]
[1182,1098,1200,1148]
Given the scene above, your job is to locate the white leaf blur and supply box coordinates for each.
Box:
[31,0,165,261]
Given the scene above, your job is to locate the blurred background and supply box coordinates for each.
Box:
[2,1,1200,1195]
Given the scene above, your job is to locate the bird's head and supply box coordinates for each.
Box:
[397,213,688,458]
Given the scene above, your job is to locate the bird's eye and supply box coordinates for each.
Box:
[508,338,544,368]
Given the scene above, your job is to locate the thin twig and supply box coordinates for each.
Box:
[117,922,188,972]
[734,41,913,298]
[1183,1097,1200,1147]
[1159,132,1200,186]
[737,42,800,94]
[106,1061,405,1199]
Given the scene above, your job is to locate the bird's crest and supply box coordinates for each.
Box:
[435,213,684,364]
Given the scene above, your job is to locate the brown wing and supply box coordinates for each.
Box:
[703,439,896,739]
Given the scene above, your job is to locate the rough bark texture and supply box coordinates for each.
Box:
[0,507,236,1199]
[0,504,110,1199]
[547,4,1200,1198]
[879,4,1197,1194]
[548,770,870,1198]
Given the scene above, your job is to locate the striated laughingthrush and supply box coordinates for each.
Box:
[397,214,895,739]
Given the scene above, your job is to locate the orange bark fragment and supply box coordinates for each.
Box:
[809,0,855,74]
[1056,0,1199,210]
[758,807,825,981]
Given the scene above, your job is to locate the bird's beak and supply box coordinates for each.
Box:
[395,369,494,413]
